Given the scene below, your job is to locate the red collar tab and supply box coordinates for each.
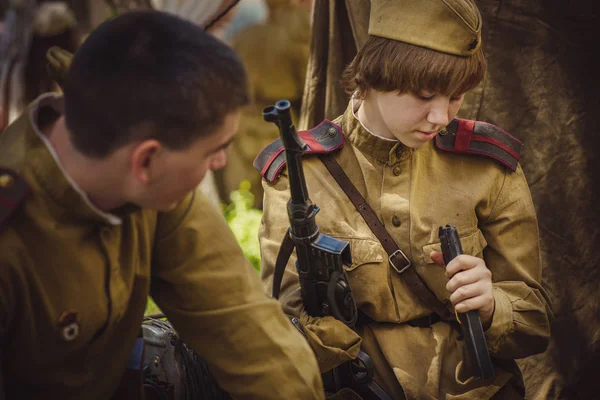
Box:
[435,118,523,172]
[253,120,344,183]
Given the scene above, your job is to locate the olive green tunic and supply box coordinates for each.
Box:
[259,101,552,399]
[0,94,324,399]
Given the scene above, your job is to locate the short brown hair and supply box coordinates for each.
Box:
[341,35,487,99]
[64,11,249,158]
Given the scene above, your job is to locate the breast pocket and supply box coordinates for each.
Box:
[422,229,488,264]
[341,238,399,320]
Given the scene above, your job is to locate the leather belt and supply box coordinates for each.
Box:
[407,313,441,328]
[357,311,441,328]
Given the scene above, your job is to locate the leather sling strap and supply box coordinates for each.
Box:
[319,154,453,321]
[272,232,295,299]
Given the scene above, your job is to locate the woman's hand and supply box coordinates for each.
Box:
[430,251,495,329]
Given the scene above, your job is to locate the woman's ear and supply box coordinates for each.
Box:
[130,139,161,184]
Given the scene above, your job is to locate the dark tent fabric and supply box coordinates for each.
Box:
[300,1,600,398]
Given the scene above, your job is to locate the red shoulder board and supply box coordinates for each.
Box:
[0,168,29,228]
[253,120,344,183]
[435,118,523,172]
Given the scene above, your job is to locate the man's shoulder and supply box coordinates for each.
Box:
[0,209,28,276]
[0,106,33,172]
[153,190,198,238]
[253,120,344,183]
[0,168,30,235]
[434,118,523,172]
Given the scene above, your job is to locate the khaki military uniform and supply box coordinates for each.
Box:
[259,101,552,399]
[221,5,311,207]
[0,94,324,399]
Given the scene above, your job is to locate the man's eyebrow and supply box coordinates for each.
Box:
[209,136,235,154]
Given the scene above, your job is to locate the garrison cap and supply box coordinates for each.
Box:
[369,0,482,56]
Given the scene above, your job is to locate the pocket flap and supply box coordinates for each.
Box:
[342,238,384,271]
[422,229,488,264]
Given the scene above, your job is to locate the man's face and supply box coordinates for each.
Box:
[135,109,241,211]
[364,89,465,149]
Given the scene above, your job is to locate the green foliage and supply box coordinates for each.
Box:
[145,181,263,315]
[222,180,263,271]
[145,297,161,316]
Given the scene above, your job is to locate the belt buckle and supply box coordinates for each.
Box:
[389,249,411,274]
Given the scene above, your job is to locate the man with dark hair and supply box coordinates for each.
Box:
[0,11,324,399]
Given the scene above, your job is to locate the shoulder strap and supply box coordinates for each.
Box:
[435,118,523,171]
[319,155,453,321]
[0,168,29,228]
[253,120,344,183]
[271,232,295,299]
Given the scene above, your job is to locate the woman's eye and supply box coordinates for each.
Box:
[418,94,434,101]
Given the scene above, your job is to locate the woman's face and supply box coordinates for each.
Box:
[360,89,465,149]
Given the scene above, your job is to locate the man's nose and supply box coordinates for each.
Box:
[210,150,228,171]
[427,97,451,127]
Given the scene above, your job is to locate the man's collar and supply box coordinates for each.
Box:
[28,93,126,225]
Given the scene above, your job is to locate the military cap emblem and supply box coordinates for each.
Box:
[57,310,80,342]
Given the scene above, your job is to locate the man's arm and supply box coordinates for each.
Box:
[150,189,324,400]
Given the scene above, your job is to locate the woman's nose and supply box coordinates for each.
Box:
[427,98,451,127]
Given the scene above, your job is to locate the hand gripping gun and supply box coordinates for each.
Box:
[439,225,495,380]
[264,100,392,400]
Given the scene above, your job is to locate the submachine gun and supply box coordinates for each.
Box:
[263,100,392,400]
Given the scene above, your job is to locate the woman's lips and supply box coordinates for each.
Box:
[417,130,438,140]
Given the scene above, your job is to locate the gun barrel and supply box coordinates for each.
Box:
[262,100,310,206]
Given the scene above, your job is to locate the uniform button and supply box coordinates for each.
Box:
[392,166,401,176]
[392,216,401,227]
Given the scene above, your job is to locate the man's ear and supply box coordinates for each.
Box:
[130,139,162,184]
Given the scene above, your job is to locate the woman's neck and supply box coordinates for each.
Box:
[355,96,396,140]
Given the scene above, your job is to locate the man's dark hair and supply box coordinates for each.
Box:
[63,11,249,158]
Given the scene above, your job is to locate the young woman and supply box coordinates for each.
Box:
[257,0,552,398]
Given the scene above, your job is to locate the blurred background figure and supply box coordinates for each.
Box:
[1,0,78,131]
[220,0,267,43]
[151,0,240,32]
[218,0,314,208]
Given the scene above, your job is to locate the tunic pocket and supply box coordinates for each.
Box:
[422,229,488,264]
[341,238,398,321]
[343,238,384,271]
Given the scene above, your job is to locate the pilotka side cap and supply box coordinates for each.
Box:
[369,0,482,56]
